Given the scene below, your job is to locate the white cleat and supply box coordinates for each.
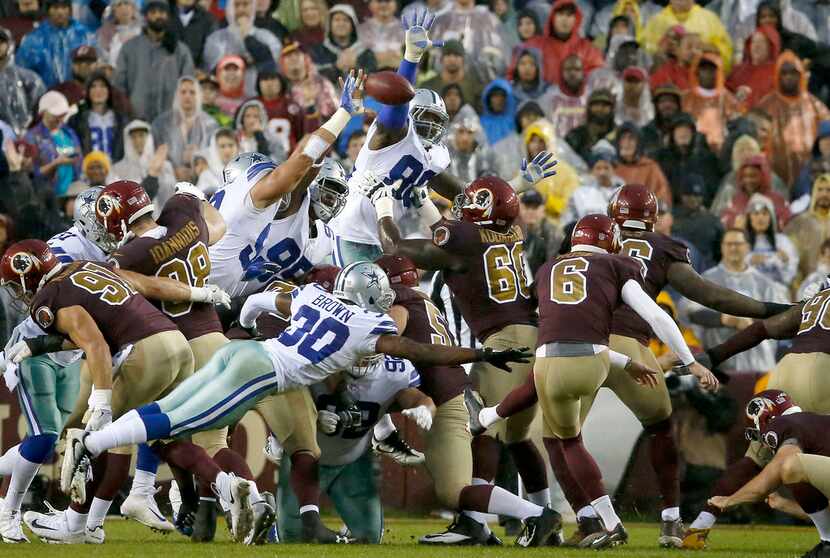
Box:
[168,480,182,521]
[227,476,253,543]
[120,489,174,533]
[84,524,105,544]
[23,503,84,544]
[60,429,91,504]
[244,493,276,545]
[263,435,283,466]
[0,508,29,543]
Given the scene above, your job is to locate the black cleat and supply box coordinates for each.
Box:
[590,523,629,550]
[301,510,351,544]
[485,531,503,546]
[190,499,218,543]
[803,540,830,558]
[418,514,489,545]
[562,516,604,548]
[174,501,197,537]
[515,507,562,547]
[658,518,684,548]
[245,493,276,545]
[463,387,486,436]
[371,431,424,466]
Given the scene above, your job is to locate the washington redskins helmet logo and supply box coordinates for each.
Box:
[468,188,494,218]
[763,431,778,450]
[10,253,36,276]
[34,305,54,329]
[96,193,118,218]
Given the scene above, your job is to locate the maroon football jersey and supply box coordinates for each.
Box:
[536,251,645,346]
[790,283,830,354]
[761,412,830,457]
[610,231,691,345]
[109,194,222,341]
[31,261,177,353]
[392,285,470,406]
[431,218,536,342]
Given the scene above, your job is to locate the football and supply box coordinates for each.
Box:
[364,71,416,105]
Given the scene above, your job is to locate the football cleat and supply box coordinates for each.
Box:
[245,493,276,545]
[515,507,561,548]
[263,435,283,466]
[371,431,424,466]
[168,480,182,520]
[227,476,253,542]
[190,499,217,542]
[658,518,684,548]
[562,516,604,548]
[590,523,629,550]
[681,527,711,550]
[486,531,503,546]
[301,510,352,544]
[0,508,29,543]
[463,387,486,437]
[120,488,174,533]
[23,502,84,544]
[418,514,489,545]
[803,540,830,557]
[61,428,91,504]
[85,524,105,544]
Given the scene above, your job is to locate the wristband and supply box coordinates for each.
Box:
[608,349,631,370]
[375,196,394,220]
[319,108,352,138]
[90,389,112,408]
[418,196,442,227]
[26,334,65,356]
[302,135,330,162]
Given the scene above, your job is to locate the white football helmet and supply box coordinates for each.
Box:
[73,186,110,251]
[333,261,395,314]
[309,159,348,223]
[409,89,449,147]
[223,151,290,211]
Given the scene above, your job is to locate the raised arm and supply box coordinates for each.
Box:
[239,291,295,328]
[668,262,792,318]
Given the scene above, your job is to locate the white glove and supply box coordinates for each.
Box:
[175,181,206,201]
[402,405,433,431]
[7,340,31,364]
[317,410,340,435]
[403,10,442,63]
[356,171,384,198]
[190,284,231,308]
[86,389,113,432]
[263,434,283,465]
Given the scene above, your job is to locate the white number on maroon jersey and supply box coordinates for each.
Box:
[550,257,589,305]
[483,242,531,304]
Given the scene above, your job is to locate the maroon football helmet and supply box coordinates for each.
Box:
[571,214,621,253]
[454,176,519,227]
[745,389,796,443]
[608,183,658,231]
[305,265,342,293]
[0,239,60,303]
[375,255,419,287]
[95,180,154,249]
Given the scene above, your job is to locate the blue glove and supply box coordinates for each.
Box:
[521,151,558,185]
[338,70,365,115]
[402,9,443,62]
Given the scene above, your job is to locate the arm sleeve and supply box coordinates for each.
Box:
[239,292,281,328]
[621,279,694,365]
[376,60,418,130]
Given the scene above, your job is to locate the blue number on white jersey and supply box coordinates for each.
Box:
[239,225,314,282]
[385,154,437,209]
[277,305,350,364]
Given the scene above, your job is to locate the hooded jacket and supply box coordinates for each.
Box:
[96,3,142,66]
[150,76,219,168]
[112,119,176,208]
[279,45,338,121]
[195,127,233,196]
[733,0,816,62]
[720,155,790,228]
[233,98,285,161]
[510,47,550,106]
[682,52,740,153]
[68,73,128,162]
[0,27,45,135]
[726,25,781,109]
[641,85,682,155]
[520,0,603,86]
[520,120,581,221]
[614,122,671,206]
[480,79,518,146]
[590,0,662,48]
[785,173,830,282]
[655,112,723,205]
[757,51,830,188]
[15,17,96,87]
[310,4,377,84]
[742,192,798,285]
[447,109,498,184]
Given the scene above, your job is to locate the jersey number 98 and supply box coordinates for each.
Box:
[156,243,211,318]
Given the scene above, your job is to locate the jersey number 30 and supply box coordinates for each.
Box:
[278,306,350,364]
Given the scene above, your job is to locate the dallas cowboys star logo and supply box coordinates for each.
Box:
[362,269,381,289]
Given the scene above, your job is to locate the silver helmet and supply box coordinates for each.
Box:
[333,261,395,314]
[309,159,348,223]
[73,186,111,251]
[409,89,449,147]
[222,151,273,185]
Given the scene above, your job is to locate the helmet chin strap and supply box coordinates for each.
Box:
[115,221,135,250]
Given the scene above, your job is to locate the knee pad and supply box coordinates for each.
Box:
[19,433,58,464]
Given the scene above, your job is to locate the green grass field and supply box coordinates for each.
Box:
[0,518,820,557]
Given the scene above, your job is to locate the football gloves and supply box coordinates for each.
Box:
[476,346,533,372]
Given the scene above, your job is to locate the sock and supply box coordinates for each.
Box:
[299,504,320,515]
[66,508,87,532]
[561,435,605,501]
[527,488,551,508]
[479,406,501,429]
[486,486,543,520]
[214,448,253,480]
[703,457,760,517]
[591,495,621,531]
[130,469,157,494]
[4,453,40,511]
[373,414,396,440]
[495,375,538,417]
[87,497,112,528]
[85,410,149,455]
[471,435,501,482]
[508,440,548,494]
[543,437,591,511]
[290,452,320,508]
[577,505,598,519]
[646,419,680,509]
[95,452,131,500]
[461,510,492,535]
[661,506,681,521]
[808,508,830,541]
[214,471,232,503]
[690,511,717,530]
[0,444,20,476]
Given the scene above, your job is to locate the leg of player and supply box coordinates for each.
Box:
[86,448,132,542]
[119,444,175,533]
[780,453,830,557]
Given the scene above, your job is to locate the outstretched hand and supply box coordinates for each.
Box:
[625,359,660,388]
[402,9,442,62]
[479,346,533,372]
[338,69,366,115]
[521,151,558,186]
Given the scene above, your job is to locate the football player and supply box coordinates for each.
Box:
[707,390,830,558]
[0,188,109,543]
[376,255,560,547]
[370,176,555,540]
[0,240,230,543]
[208,72,364,299]
[277,353,433,544]
[683,277,830,549]
[530,214,714,549]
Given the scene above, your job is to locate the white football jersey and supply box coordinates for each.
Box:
[262,283,398,390]
[208,160,282,297]
[329,119,450,248]
[317,355,420,466]
[9,226,107,367]
[230,193,335,294]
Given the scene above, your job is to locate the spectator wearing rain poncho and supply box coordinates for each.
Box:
[151,75,218,177]
[0,25,44,135]
[712,134,787,214]
[195,127,238,196]
[740,192,798,286]
[96,0,142,66]
[508,46,552,107]
[616,66,652,127]
[479,78,521,179]
[234,98,286,161]
[430,0,510,79]
[112,118,177,208]
[446,107,498,183]
[585,33,649,102]
[731,0,816,63]
[590,0,661,49]
[310,4,377,85]
[203,0,281,94]
[279,42,338,123]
